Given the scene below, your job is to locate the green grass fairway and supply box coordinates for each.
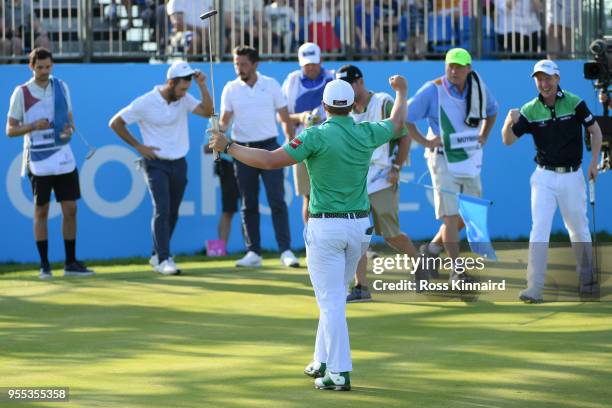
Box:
[1,253,611,408]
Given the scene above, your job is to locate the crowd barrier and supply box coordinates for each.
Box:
[1,59,610,262]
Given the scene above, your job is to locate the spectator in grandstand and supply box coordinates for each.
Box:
[219,46,300,268]
[1,0,50,58]
[403,0,426,59]
[1,4,23,59]
[281,42,334,224]
[354,0,380,54]
[166,0,211,55]
[495,0,543,55]
[264,0,295,54]
[307,0,340,52]
[335,64,417,302]
[546,0,579,59]
[109,61,213,275]
[406,48,498,285]
[6,48,94,278]
[224,0,266,53]
[378,0,400,54]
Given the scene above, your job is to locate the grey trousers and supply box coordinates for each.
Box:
[143,158,187,262]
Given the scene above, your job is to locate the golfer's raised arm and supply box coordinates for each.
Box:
[389,75,408,134]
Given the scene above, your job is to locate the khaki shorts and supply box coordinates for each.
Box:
[293,162,310,196]
[369,186,401,238]
[427,152,482,219]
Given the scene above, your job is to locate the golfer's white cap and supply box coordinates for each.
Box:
[167,61,195,80]
[531,59,560,77]
[322,79,354,108]
[298,42,321,66]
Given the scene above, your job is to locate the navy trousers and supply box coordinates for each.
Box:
[143,157,187,262]
[233,138,291,254]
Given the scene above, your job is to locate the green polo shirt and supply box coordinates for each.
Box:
[283,115,397,214]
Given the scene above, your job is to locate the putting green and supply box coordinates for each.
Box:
[1,253,611,407]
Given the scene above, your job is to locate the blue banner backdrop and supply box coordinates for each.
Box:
[1,60,610,262]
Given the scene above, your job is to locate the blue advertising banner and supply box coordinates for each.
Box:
[1,60,610,262]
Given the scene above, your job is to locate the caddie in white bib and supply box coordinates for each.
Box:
[435,77,483,178]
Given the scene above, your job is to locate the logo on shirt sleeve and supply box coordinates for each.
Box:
[290,138,302,149]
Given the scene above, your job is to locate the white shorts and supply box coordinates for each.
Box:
[427,151,481,219]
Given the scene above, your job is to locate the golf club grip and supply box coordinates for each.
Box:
[589,179,595,204]
[209,114,221,162]
[199,10,218,20]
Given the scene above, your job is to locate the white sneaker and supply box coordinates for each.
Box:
[280,249,300,268]
[167,257,178,271]
[156,259,179,275]
[149,254,159,269]
[236,251,262,267]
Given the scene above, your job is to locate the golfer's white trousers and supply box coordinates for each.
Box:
[527,167,592,294]
[305,217,371,373]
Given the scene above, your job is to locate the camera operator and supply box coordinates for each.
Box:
[598,90,612,110]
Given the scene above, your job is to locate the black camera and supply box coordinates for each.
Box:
[583,37,611,87]
[584,62,609,82]
[584,37,612,172]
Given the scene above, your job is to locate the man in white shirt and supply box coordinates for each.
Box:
[223,0,265,52]
[6,47,94,279]
[109,61,213,275]
[220,46,299,268]
[264,0,295,54]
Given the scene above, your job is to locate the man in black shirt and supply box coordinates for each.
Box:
[502,59,603,303]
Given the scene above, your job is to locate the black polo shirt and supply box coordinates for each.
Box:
[511,88,596,167]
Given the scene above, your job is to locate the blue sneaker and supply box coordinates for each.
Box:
[64,261,95,277]
[39,263,52,280]
[346,286,372,302]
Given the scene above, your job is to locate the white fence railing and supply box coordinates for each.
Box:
[0,0,608,62]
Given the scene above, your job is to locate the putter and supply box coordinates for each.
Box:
[589,179,599,286]
[74,128,97,160]
[199,9,221,162]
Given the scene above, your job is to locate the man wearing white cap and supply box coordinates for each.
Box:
[209,75,408,391]
[502,59,603,303]
[109,61,213,275]
[281,42,335,223]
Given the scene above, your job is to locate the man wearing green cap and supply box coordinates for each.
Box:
[406,48,498,284]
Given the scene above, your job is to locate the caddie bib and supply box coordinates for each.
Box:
[435,77,482,178]
[21,78,76,176]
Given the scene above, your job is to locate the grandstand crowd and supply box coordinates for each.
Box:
[1,0,603,62]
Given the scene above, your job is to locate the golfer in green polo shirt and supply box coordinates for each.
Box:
[208,75,408,391]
